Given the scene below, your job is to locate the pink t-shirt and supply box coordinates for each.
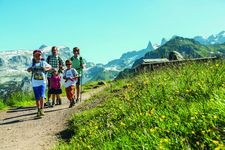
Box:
[50,75,61,89]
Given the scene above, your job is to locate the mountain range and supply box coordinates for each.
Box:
[1,30,225,99]
[193,31,225,45]
[0,41,154,99]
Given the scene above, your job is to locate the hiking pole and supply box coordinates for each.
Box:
[79,57,83,102]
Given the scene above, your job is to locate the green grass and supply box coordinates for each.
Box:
[0,98,7,110]
[82,80,108,93]
[0,81,105,110]
[5,92,36,107]
[55,60,225,150]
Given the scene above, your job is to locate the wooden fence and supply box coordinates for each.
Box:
[134,57,219,73]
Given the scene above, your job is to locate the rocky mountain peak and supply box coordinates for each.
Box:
[161,38,167,46]
[218,31,225,36]
[194,30,225,45]
[39,44,48,49]
[146,41,154,50]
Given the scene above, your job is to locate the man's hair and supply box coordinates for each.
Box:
[73,47,80,54]
[51,46,57,52]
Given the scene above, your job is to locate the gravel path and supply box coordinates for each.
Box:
[0,86,105,150]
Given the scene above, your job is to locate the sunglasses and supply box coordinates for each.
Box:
[66,64,72,65]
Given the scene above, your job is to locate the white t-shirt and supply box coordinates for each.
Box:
[29,61,51,87]
[63,68,78,88]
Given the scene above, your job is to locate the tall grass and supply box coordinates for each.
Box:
[56,60,224,149]
[0,98,7,110]
[5,91,36,107]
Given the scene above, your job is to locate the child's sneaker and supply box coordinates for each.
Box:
[58,98,62,105]
[52,101,55,107]
[47,100,52,107]
[37,108,41,118]
[56,98,62,105]
[39,109,45,116]
[69,100,75,108]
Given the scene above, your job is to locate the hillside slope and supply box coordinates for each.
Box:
[132,37,225,69]
[57,60,225,149]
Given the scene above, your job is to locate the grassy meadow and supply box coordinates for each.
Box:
[0,80,105,110]
[0,92,35,110]
[55,60,225,149]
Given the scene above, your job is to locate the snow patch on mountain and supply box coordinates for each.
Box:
[194,31,225,45]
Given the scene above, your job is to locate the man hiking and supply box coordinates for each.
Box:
[70,47,85,103]
[46,46,64,106]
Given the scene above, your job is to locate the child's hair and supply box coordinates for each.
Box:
[65,59,72,65]
[52,68,58,72]
[52,68,59,75]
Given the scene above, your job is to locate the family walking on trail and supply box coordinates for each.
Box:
[27,46,85,118]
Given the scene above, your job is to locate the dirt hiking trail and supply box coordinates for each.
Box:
[0,86,106,150]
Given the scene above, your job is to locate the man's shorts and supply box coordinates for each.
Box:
[33,85,46,101]
[76,77,81,85]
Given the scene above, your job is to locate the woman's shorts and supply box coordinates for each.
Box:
[49,88,62,94]
[33,85,46,101]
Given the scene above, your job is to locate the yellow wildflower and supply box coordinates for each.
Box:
[212,140,219,145]
[163,138,169,143]
[120,121,126,126]
[214,115,218,119]
[150,128,155,132]
[161,115,166,119]
[151,108,155,114]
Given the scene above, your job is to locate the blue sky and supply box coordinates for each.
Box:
[0,0,225,64]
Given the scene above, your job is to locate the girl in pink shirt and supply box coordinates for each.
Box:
[49,69,62,106]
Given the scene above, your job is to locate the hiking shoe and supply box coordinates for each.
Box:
[69,100,75,108]
[44,100,52,107]
[37,109,42,118]
[50,101,55,107]
[37,111,41,117]
[58,98,62,105]
[76,98,79,103]
[39,109,45,116]
[44,102,48,107]
[56,98,62,105]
